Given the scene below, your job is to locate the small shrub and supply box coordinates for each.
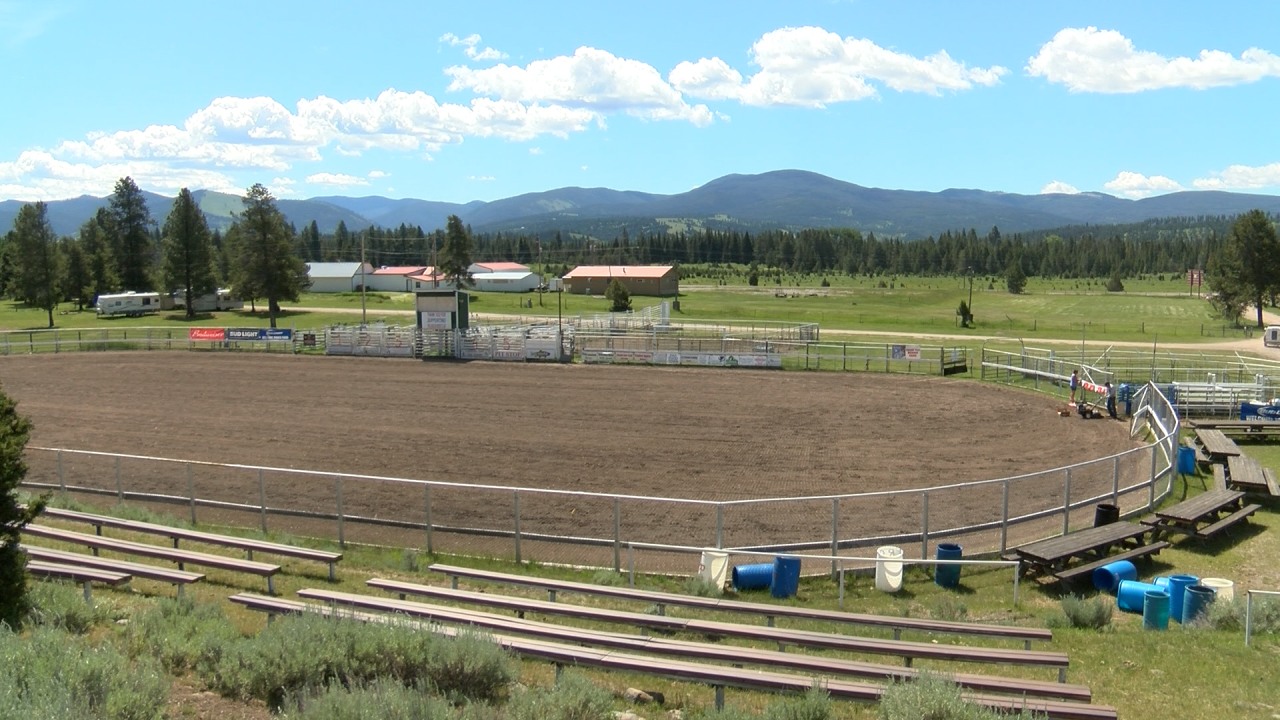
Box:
[126,597,241,674]
[24,579,116,633]
[285,681,496,720]
[1105,275,1125,292]
[423,629,518,703]
[683,574,723,597]
[930,597,968,622]
[820,278,830,287]
[1205,596,1280,634]
[764,684,831,720]
[400,549,421,573]
[1058,594,1113,630]
[878,672,1005,720]
[505,671,614,720]
[690,705,756,720]
[590,569,624,587]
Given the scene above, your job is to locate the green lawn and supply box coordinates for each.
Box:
[0,301,383,333]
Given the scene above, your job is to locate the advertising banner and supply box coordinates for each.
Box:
[423,311,451,330]
[227,328,293,341]
[905,345,921,360]
[189,328,225,341]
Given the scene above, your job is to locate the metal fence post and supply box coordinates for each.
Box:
[424,485,433,554]
[57,450,65,493]
[513,491,522,563]
[115,457,123,504]
[258,470,267,533]
[715,505,724,549]
[628,543,635,588]
[920,491,930,564]
[1112,457,1120,505]
[613,498,621,572]
[1000,479,1010,553]
[1245,592,1254,646]
[187,463,196,524]
[830,499,839,578]
[1062,469,1071,536]
[335,477,345,548]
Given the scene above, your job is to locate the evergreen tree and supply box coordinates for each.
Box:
[10,202,64,328]
[605,278,632,312]
[1005,259,1027,294]
[439,215,475,289]
[61,238,92,310]
[0,381,45,629]
[160,188,217,318]
[79,210,119,301]
[107,176,154,290]
[1218,210,1280,327]
[229,184,307,328]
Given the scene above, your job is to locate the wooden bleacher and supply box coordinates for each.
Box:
[236,594,1114,719]
[22,544,204,597]
[39,506,342,579]
[23,524,281,594]
[426,562,1051,647]
[363,578,1071,678]
[26,560,130,602]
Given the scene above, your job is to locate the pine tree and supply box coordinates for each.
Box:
[229,184,308,328]
[0,381,45,629]
[61,238,92,310]
[107,176,155,290]
[10,202,64,328]
[439,215,475,289]
[605,277,632,312]
[80,210,119,301]
[160,188,217,318]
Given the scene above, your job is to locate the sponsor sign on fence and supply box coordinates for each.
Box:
[188,328,225,341]
[583,349,781,368]
[227,328,293,342]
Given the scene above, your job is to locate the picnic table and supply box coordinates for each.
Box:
[1226,455,1280,497]
[1143,489,1258,541]
[1012,521,1166,582]
[1195,429,1241,462]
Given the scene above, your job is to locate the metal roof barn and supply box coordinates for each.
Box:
[306,262,375,293]
[562,265,678,296]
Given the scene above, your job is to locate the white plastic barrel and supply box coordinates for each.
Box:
[1201,577,1234,602]
[876,545,904,593]
[697,550,729,590]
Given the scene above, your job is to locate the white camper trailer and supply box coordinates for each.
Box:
[171,288,244,312]
[1265,326,1280,348]
[95,291,162,317]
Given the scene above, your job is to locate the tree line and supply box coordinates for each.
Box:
[1,179,308,328]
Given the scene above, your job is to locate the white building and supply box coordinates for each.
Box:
[367,266,429,293]
[469,261,530,275]
[306,262,375,293]
[407,270,456,292]
[471,270,542,293]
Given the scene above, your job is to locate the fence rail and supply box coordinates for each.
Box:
[21,383,1178,575]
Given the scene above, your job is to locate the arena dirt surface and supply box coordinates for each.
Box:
[1,353,1141,558]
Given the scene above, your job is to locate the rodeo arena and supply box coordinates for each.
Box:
[5,286,1280,720]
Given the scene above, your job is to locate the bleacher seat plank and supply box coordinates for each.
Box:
[22,544,204,596]
[39,506,341,579]
[23,524,280,594]
[364,579,1069,672]
[427,563,1051,644]
[234,593,1113,720]
[27,560,130,602]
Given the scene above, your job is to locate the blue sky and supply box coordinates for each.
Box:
[3,1,1279,204]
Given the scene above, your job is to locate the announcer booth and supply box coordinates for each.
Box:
[415,289,469,330]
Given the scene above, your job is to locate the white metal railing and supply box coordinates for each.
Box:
[1246,589,1280,646]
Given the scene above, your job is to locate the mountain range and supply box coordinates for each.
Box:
[5,170,1280,241]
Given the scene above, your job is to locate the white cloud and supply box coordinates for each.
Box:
[0,149,239,201]
[467,175,495,181]
[367,169,389,178]
[271,176,297,195]
[1104,171,1183,199]
[306,172,369,187]
[1027,27,1280,93]
[439,32,508,62]
[580,165,588,170]
[528,147,543,155]
[1039,181,1080,195]
[447,47,714,126]
[1193,162,1280,190]
[670,26,1008,107]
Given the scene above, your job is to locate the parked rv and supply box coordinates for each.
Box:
[96,291,162,317]
[1265,325,1280,348]
[171,289,244,312]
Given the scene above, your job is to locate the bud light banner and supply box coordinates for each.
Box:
[226,328,294,342]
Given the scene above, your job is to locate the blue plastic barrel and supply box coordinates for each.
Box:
[1142,590,1170,630]
[731,563,773,591]
[935,543,963,588]
[1182,584,1216,625]
[1177,446,1196,475]
[771,556,802,599]
[1153,576,1170,590]
[1092,560,1137,593]
[1117,580,1163,612]
[1167,574,1198,624]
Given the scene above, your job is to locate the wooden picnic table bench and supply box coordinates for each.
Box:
[234,593,1114,720]
[364,578,1072,678]
[1181,436,1211,466]
[26,560,130,602]
[427,563,1051,647]
[1195,429,1241,461]
[22,544,204,597]
[1013,522,1163,582]
[23,524,281,594]
[1225,455,1280,497]
[296,587,1088,702]
[38,506,342,580]
[1142,489,1258,542]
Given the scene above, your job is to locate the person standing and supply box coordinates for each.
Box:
[1105,381,1118,419]
[1070,370,1080,404]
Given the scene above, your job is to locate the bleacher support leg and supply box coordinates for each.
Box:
[328,563,336,582]
[82,581,91,603]
[267,576,275,596]
[1059,668,1067,684]
[714,686,724,710]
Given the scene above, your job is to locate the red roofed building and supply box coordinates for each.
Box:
[469,261,530,274]
[562,265,678,297]
[368,266,430,292]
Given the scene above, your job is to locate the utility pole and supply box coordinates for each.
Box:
[538,238,544,307]
[360,234,367,324]
[431,233,438,289]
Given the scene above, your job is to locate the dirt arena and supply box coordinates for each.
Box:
[0,353,1143,557]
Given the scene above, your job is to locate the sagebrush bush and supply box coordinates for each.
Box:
[284,681,498,720]
[1057,594,1113,630]
[504,671,614,720]
[1204,596,1280,634]
[929,597,968,622]
[684,574,723,597]
[0,625,168,720]
[422,629,518,703]
[590,569,624,587]
[763,684,832,720]
[24,579,116,633]
[126,597,242,674]
[878,673,1005,720]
